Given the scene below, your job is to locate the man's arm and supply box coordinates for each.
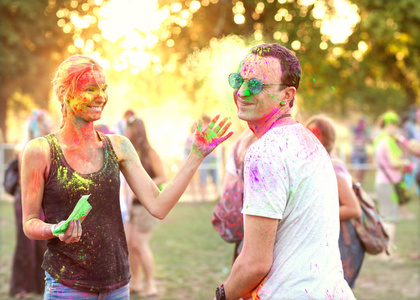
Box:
[222,214,279,300]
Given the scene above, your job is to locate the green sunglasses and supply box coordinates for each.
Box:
[228,73,289,95]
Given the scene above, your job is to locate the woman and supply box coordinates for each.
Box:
[10,110,52,298]
[219,129,257,264]
[306,115,364,288]
[20,55,232,299]
[351,117,371,185]
[374,111,412,254]
[124,117,165,297]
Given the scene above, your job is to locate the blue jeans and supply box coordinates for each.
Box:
[44,272,130,300]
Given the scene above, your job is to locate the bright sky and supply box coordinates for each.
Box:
[96,0,359,65]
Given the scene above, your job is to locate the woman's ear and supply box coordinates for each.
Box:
[57,86,66,99]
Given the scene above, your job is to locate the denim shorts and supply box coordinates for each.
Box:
[44,272,130,300]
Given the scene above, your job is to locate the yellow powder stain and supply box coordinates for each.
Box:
[57,166,94,192]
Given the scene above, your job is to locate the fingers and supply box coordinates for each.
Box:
[197,120,202,133]
[75,220,82,241]
[216,131,234,145]
[213,117,228,133]
[208,115,221,130]
[62,220,82,243]
[217,120,232,137]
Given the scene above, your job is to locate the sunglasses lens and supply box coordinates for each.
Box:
[248,78,263,94]
[229,73,243,89]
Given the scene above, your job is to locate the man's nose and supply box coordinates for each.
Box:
[236,82,252,99]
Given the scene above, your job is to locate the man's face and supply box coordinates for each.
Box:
[233,54,289,124]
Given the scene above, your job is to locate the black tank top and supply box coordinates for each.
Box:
[42,132,130,292]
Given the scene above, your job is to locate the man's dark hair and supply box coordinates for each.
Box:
[250,43,301,107]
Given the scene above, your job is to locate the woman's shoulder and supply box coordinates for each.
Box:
[21,137,51,169]
[24,136,50,154]
[106,133,129,145]
[105,134,135,158]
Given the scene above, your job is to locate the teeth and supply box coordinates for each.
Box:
[89,107,101,111]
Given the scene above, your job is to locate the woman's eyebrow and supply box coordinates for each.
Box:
[82,82,99,88]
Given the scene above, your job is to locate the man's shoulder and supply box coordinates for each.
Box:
[245,124,302,160]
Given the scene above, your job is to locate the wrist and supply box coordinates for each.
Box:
[188,150,205,162]
[215,284,226,300]
[50,224,59,237]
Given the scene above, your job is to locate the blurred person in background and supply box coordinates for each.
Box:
[10,109,52,298]
[184,121,200,201]
[306,115,364,289]
[219,129,257,264]
[124,117,166,297]
[351,117,372,185]
[198,115,220,201]
[400,106,420,198]
[20,54,232,299]
[114,109,135,136]
[374,111,412,255]
[94,123,114,135]
[113,110,140,225]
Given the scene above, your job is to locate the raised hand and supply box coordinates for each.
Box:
[192,115,233,158]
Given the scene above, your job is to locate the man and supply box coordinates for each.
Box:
[214,43,355,300]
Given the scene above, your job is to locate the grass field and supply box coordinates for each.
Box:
[0,190,419,299]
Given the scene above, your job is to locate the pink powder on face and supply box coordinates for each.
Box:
[68,69,108,115]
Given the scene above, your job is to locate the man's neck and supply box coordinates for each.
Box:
[248,108,296,138]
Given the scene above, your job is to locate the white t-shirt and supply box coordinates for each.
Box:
[242,123,355,300]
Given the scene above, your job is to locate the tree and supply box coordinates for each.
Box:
[0,0,105,142]
[155,0,420,118]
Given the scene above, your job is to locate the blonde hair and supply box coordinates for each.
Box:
[52,55,104,128]
[305,115,336,154]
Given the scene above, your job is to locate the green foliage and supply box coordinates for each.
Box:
[156,0,420,118]
[2,0,419,141]
[0,0,105,141]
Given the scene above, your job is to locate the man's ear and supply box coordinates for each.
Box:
[284,86,296,101]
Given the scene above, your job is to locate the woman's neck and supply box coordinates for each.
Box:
[59,119,99,146]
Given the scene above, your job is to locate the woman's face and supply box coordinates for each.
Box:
[67,69,108,123]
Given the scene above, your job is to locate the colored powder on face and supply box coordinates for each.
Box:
[60,265,65,273]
